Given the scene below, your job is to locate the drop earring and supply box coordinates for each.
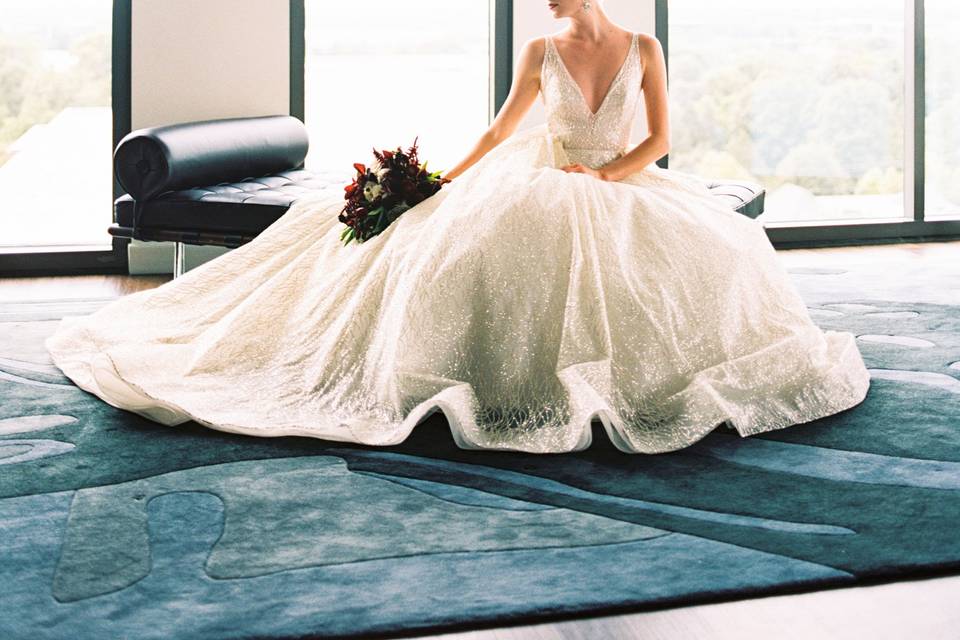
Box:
[582,0,592,11]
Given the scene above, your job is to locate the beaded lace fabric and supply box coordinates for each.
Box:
[45,32,870,453]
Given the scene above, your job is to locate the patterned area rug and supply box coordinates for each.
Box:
[1,256,959,639]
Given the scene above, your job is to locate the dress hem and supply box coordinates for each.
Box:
[44,323,872,456]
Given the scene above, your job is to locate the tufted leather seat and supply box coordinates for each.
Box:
[109,115,766,276]
[109,115,350,256]
[703,179,765,219]
[112,168,345,248]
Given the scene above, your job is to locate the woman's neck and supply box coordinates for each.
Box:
[565,7,615,43]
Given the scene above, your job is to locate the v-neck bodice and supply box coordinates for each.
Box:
[541,32,642,168]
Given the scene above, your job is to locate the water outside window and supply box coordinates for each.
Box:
[668,0,906,224]
[303,0,490,181]
[0,0,113,249]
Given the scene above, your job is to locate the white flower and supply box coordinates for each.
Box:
[363,181,383,202]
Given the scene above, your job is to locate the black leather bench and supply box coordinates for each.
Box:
[110,115,766,277]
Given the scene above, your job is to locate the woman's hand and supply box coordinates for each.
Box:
[560,163,608,181]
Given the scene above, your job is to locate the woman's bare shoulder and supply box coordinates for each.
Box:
[519,36,548,58]
[635,32,664,70]
[635,32,664,54]
[516,36,549,77]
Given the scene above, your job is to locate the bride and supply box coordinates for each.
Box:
[45,0,870,454]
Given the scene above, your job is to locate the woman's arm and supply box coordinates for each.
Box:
[563,33,671,182]
[601,34,671,181]
[443,38,545,182]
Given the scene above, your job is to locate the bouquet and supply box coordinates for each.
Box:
[338,137,449,246]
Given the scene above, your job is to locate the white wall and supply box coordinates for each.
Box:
[513,0,655,141]
[128,0,289,274]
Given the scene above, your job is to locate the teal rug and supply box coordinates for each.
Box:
[1,255,959,639]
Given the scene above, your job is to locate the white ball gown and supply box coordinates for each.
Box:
[45,32,870,454]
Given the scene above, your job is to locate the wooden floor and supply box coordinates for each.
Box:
[2,239,958,303]
[2,239,958,639]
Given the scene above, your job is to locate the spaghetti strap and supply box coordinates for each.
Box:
[632,32,641,72]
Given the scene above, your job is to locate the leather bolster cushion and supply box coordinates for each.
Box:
[113,115,309,201]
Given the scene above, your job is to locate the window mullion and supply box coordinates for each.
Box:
[491,0,513,122]
[910,0,926,222]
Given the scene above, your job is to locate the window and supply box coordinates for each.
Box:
[925,1,960,219]
[303,0,490,177]
[667,0,906,225]
[0,0,114,249]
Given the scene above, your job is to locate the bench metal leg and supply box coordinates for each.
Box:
[173,241,186,278]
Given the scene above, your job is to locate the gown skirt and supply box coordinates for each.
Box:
[44,123,871,454]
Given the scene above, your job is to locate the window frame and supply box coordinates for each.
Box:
[295,1,511,164]
[6,0,952,278]
[0,0,132,276]
[0,0,512,277]
[658,0,960,248]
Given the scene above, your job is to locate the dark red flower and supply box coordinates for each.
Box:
[338,138,448,246]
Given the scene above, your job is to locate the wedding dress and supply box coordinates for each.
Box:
[45,32,871,454]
